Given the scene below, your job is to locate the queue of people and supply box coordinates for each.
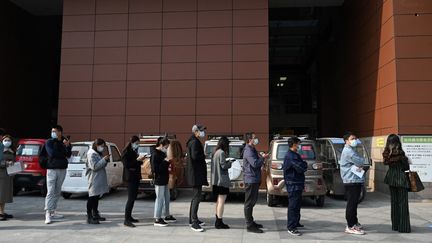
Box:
[0,126,413,236]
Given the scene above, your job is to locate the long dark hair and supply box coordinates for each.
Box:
[383,134,405,164]
[92,138,106,155]
[156,136,170,147]
[215,136,229,156]
[123,135,140,154]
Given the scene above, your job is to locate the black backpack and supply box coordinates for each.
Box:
[39,145,49,169]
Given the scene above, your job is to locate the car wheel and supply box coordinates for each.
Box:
[267,193,277,207]
[316,195,325,207]
[170,187,178,201]
[13,186,21,196]
[62,192,72,199]
[41,183,47,197]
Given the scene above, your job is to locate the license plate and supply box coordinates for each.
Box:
[69,170,82,177]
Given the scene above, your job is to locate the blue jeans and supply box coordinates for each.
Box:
[287,189,302,230]
[154,185,170,219]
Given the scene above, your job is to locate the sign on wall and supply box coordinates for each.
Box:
[401,136,432,182]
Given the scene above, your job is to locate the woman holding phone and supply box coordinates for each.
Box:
[122,135,145,228]
[86,138,110,224]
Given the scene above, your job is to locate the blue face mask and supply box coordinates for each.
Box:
[51,132,58,139]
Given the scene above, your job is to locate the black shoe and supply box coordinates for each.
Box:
[128,217,139,223]
[124,220,136,228]
[287,228,302,236]
[215,215,230,229]
[247,225,264,233]
[164,215,177,223]
[296,223,304,228]
[3,213,13,219]
[189,219,205,226]
[191,222,204,232]
[0,215,7,221]
[253,222,263,229]
[87,214,100,224]
[154,218,168,227]
[93,211,106,221]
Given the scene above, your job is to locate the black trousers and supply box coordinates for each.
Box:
[87,195,100,215]
[125,180,140,220]
[189,186,202,224]
[287,190,303,230]
[345,184,362,227]
[244,183,260,227]
[390,186,411,233]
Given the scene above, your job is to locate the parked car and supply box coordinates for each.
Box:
[202,135,246,200]
[316,137,372,202]
[138,135,181,200]
[265,135,327,207]
[14,139,47,196]
[61,141,123,199]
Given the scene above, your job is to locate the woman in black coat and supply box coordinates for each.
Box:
[122,136,145,228]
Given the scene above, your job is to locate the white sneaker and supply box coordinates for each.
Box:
[345,226,365,235]
[45,211,52,224]
[51,212,64,220]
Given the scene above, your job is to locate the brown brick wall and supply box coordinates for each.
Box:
[59,0,269,150]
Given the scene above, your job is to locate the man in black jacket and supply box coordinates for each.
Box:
[186,124,208,232]
[44,125,72,224]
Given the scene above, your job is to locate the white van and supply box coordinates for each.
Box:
[61,141,124,199]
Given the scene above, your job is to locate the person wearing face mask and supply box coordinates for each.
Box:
[44,125,72,224]
[242,132,269,233]
[283,137,308,236]
[339,132,366,235]
[186,124,208,232]
[121,135,146,227]
[0,134,15,221]
[151,137,175,227]
[85,138,110,224]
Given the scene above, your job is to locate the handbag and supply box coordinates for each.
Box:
[405,171,425,192]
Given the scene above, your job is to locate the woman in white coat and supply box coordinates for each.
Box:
[86,138,110,224]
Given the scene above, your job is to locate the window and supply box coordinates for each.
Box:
[276,143,316,160]
[205,144,244,159]
[70,145,90,164]
[17,144,41,156]
[110,146,121,161]
[138,145,153,155]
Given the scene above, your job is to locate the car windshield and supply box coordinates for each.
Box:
[276,143,316,160]
[17,144,41,156]
[205,145,244,159]
[138,146,153,155]
[70,144,90,164]
[333,143,370,164]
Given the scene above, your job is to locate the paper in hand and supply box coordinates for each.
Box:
[350,165,365,178]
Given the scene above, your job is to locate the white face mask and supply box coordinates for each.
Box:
[161,147,168,153]
[97,146,105,153]
[199,131,206,138]
[350,139,359,147]
[132,143,139,150]
[51,131,58,139]
[253,138,259,146]
[3,140,12,148]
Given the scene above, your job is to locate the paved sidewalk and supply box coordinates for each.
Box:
[1,189,431,242]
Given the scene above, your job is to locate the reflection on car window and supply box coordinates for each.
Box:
[276,143,316,160]
[110,146,121,161]
[205,145,244,159]
[17,144,41,156]
[138,146,152,155]
[70,145,90,164]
